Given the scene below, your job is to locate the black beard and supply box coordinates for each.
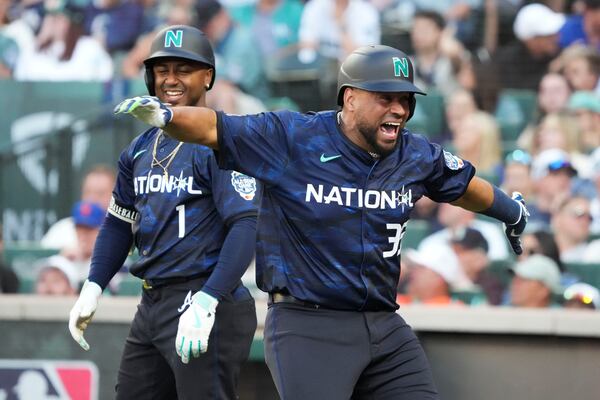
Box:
[356,120,395,158]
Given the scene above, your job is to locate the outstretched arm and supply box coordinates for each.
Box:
[114,96,219,148]
[452,176,529,255]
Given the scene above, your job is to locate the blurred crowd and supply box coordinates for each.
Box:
[0,0,599,311]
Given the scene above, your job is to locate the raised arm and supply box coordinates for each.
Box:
[452,176,529,255]
[114,96,219,148]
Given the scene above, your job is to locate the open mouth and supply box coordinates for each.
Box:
[379,122,401,140]
[163,89,184,103]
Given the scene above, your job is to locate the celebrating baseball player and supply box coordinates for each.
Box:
[114,42,528,399]
[69,25,260,399]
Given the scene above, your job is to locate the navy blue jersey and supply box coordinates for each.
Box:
[109,128,260,280]
[216,110,475,311]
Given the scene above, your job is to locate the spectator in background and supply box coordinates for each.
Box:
[409,10,472,98]
[590,147,600,235]
[0,224,19,293]
[196,0,270,101]
[397,245,466,305]
[551,194,595,262]
[297,0,380,106]
[450,227,505,305]
[567,90,600,153]
[34,254,79,296]
[41,165,115,251]
[537,72,573,118]
[553,44,600,94]
[563,282,600,310]
[501,150,536,212]
[442,88,479,145]
[509,254,562,308]
[61,201,105,283]
[84,0,146,55]
[229,0,303,59]
[418,202,510,261]
[530,148,594,226]
[0,32,18,78]
[13,0,114,81]
[519,229,565,271]
[480,3,565,93]
[559,0,600,51]
[452,110,502,180]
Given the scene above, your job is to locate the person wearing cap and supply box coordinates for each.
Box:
[114,43,531,399]
[509,254,562,308]
[35,255,79,296]
[397,245,466,306]
[450,227,505,305]
[482,3,566,91]
[563,282,600,310]
[13,0,113,81]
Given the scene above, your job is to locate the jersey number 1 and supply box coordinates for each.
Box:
[176,204,185,238]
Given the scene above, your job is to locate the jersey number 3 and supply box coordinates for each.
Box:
[383,223,407,258]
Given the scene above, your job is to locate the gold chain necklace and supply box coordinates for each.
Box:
[151,131,183,180]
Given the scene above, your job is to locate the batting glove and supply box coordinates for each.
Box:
[113,96,173,128]
[504,192,529,255]
[176,291,218,364]
[68,280,102,351]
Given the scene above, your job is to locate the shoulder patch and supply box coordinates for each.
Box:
[443,150,465,171]
[230,171,257,200]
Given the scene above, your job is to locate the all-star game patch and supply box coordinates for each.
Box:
[231,171,257,201]
[443,150,465,170]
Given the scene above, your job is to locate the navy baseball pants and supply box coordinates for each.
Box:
[264,302,439,400]
[115,277,257,400]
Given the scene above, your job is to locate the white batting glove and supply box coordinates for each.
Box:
[68,280,102,351]
[175,291,218,364]
[113,95,173,128]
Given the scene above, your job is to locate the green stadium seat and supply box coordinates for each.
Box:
[406,90,445,138]
[494,89,538,142]
[450,289,487,306]
[4,244,60,293]
[563,262,600,289]
[117,275,143,296]
[488,258,514,287]
[402,220,431,250]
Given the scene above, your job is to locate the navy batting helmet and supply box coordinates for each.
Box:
[337,45,426,120]
[144,25,216,95]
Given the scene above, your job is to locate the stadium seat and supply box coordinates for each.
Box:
[405,90,445,138]
[563,262,600,289]
[494,89,538,142]
[401,220,431,250]
[4,244,60,293]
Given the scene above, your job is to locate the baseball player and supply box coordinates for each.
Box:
[114,44,528,399]
[68,25,260,399]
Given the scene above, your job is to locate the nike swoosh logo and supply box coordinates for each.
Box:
[320,154,342,163]
[133,149,147,160]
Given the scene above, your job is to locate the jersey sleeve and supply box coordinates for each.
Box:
[423,142,476,203]
[215,110,293,186]
[207,156,261,225]
[109,135,141,223]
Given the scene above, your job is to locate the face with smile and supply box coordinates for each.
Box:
[343,88,411,157]
[152,58,213,107]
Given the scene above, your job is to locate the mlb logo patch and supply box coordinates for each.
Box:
[230,171,257,200]
[0,360,98,400]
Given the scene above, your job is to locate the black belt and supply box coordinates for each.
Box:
[269,292,322,309]
[142,273,207,290]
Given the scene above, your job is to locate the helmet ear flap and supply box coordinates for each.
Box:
[144,66,155,96]
[407,94,416,121]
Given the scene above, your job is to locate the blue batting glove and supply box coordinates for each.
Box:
[175,291,218,364]
[113,96,173,128]
[505,192,529,255]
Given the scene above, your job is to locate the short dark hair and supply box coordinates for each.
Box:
[413,10,446,30]
[583,0,600,10]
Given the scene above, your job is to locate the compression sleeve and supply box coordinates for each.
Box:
[87,213,134,290]
[201,216,257,300]
[480,186,522,225]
